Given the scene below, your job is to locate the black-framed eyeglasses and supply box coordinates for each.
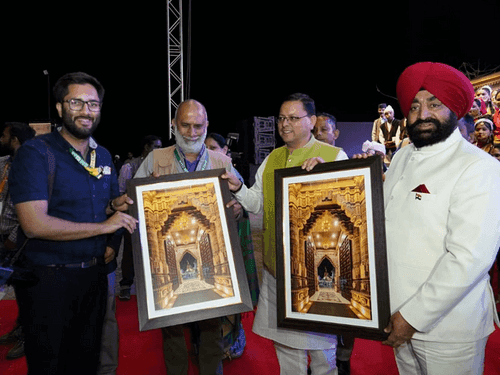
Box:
[64,99,101,112]
[277,114,309,124]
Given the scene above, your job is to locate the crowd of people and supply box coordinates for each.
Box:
[369,83,500,166]
[0,62,500,375]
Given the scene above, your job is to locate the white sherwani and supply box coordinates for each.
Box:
[384,128,500,343]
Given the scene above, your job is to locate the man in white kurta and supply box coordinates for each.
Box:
[383,62,500,375]
[223,93,348,375]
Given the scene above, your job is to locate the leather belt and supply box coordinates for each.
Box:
[46,257,99,269]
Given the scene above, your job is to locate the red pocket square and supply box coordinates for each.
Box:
[412,184,430,194]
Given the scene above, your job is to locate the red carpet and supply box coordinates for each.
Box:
[1,297,500,374]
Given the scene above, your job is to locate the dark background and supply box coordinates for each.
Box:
[2,1,499,158]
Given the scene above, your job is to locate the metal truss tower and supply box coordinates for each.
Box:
[167,0,184,139]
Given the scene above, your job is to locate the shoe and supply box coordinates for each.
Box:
[6,338,25,359]
[0,325,22,345]
[337,359,351,375]
[119,288,131,300]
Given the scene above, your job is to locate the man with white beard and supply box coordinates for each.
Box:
[134,99,241,375]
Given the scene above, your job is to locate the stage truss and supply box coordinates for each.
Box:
[167,0,185,139]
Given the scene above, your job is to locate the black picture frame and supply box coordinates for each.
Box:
[127,169,253,331]
[275,156,390,340]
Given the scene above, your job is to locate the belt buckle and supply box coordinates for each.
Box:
[83,258,97,268]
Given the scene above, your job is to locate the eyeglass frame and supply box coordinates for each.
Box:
[276,114,310,124]
[63,98,102,112]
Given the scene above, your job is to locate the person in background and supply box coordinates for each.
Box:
[0,122,36,360]
[469,98,483,121]
[489,143,500,162]
[457,114,476,143]
[473,116,495,153]
[313,113,340,147]
[117,135,162,300]
[371,103,387,143]
[205,133,244,183]
[378,105,403,163]
[476,85,495,115]
[491,90,500,143]
[205,132,229,155]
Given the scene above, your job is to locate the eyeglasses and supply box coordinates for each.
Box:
[277,114,309,124]
[64,99,101,112]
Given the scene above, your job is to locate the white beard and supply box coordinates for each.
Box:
[174,126,207,154]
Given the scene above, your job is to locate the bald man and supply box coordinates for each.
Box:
[383,62,500,374]
[135,99,241,375]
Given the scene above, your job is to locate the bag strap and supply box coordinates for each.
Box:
[10,137,57,264]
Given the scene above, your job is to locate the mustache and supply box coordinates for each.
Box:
[75,116,93,121]
[408,118,441,129]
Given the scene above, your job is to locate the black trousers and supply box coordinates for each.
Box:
[14,263,107,375]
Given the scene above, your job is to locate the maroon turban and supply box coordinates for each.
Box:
[396,62,474,119]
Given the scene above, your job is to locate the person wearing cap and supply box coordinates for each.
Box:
[378,105,404,164]
[383,62,500,374]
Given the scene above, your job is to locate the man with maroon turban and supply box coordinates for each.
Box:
[382,62,500,374]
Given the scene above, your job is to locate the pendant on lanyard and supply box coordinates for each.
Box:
[174,148,208,172]
[69,148,103,179]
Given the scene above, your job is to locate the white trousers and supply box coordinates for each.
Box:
[394,337,488,375]
[274,342,338,375]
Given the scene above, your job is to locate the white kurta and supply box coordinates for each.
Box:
[384,128,500,343]
[235,141,348,349]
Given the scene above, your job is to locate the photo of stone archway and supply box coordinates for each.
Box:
[141,182,235,311]
[288,175,372,320]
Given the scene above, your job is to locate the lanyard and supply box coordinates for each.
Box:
[69,147,103,179]
[174,148,208,173]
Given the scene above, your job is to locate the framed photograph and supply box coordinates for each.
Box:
[127,169,253,331]
[275,156,390,340]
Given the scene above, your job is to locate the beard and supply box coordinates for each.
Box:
[407,112,457,148]
[61,108,101,140]
[173,125,207,154]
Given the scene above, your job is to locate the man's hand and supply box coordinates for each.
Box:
[104,212,138,234]
[301,157,325,171]
[382,311,417,348]
[352,153,370,159]
[221,172,243,192]
[104,246,115,264]
[226,199,243,221]
[109,194,134,213]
